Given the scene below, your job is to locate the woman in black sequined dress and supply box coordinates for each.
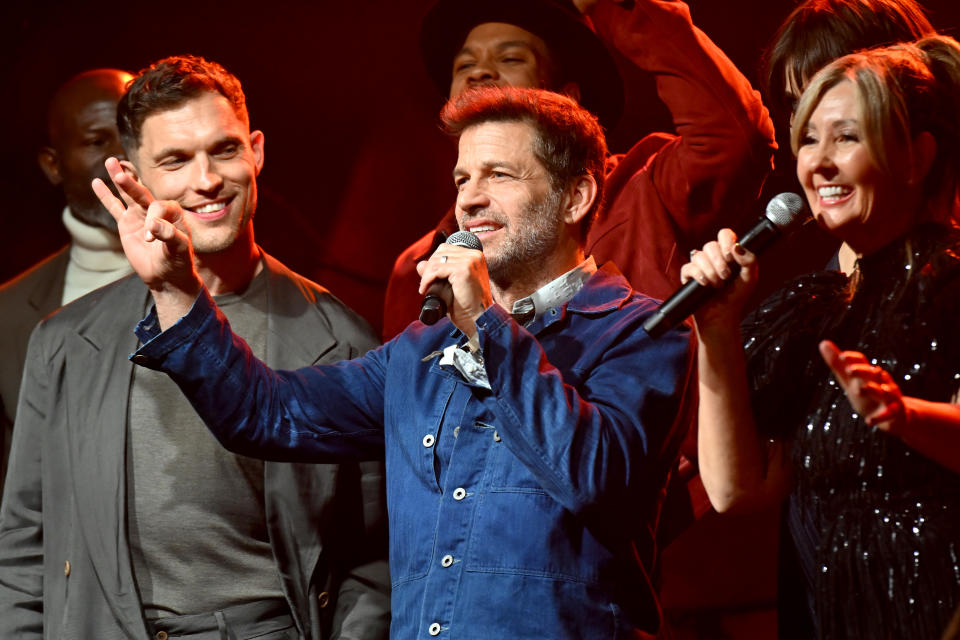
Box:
[686,37,960,638]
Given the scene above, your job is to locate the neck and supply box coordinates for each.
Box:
[843,216,915,264]
[196,233,261,296]
[837,243,858,276]
[492,245,585,309]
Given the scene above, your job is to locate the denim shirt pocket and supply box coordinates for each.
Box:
[479,420,550,493]
[468,421,602,585]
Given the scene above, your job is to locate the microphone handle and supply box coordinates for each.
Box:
[737,217,781,254]
[642,279,715,339]
[419,287,448,325]
[642,218,782,339]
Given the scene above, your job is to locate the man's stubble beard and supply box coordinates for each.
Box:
[484,187,565,286]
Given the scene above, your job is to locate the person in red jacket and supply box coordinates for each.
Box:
[382,0,776,340]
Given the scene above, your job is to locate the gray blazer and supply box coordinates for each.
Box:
[0,251,390,639]
[0,246,69,501]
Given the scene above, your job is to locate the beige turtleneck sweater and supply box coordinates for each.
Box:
[61,207,133,305]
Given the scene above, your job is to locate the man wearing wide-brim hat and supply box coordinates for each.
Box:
[382,0,776,340]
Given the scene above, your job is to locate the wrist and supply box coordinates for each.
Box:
[889,396,917,439]
[151,276,204,331]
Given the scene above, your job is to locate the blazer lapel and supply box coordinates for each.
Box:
[261,252,338,369]
[64,278,150,638]
[259,254,339,630]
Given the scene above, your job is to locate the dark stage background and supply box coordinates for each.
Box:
[3,1,959,635]
[6,0,957,332]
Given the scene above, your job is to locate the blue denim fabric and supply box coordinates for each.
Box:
[133,265,693,639]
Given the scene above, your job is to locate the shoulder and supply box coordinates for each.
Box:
[36,275,145,336]
[0,246,69,306]
[574,263,663,317]
[261,252,379,352]
[743,270,848,344]
[604,133,676,182]
[920,224,960,276]
[566,265,694,360]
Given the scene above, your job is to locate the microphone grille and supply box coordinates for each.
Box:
[446,230,483,251]
[765,192,809,230]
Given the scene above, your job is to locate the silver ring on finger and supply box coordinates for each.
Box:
[440,255,448,263]
[689,249,699,259]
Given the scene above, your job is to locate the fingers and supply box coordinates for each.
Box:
[418,244,482,294]
[685,240,731,287]
[864,400,901,427]
[105,157,154,210]
[144,200,191,246]
[91,178,127,223]
[681,228,760,288]
[819,340,845,380]
[819,340,905,430]
[819,340,877,385]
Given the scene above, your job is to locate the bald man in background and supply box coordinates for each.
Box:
[0,68,133,499]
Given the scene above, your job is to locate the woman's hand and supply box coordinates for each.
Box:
[819,340,906,434]
[680,228,759,329]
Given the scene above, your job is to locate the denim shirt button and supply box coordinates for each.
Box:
[131,354,149,365]
[441,554,454,568]
[453,487,467,501]
[429,622,442,636]
[422,434,436,448]
[493,431,501,442]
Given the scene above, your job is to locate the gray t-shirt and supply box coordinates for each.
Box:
[126,267,284,617]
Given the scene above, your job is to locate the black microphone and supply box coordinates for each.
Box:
[419,230,483,325]
[642,192,810,339]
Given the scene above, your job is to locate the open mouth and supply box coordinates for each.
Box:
[185,197,233,220]
[464,222,502,239]
[817,185,852,204]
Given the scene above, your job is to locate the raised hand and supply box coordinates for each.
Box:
[819,340,906,434]
[92,157,201,298]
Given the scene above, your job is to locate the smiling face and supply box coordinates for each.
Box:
[128,92,264,255]
[796,80,919,254]
[449,22,556,98]
[453,120,570,285]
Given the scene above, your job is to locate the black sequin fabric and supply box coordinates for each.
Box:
[743,223,960,639]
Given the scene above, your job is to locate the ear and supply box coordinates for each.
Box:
[37,147,62,186]
[118,159,142,184]
[250,130,265,176]
[908,131,936,185]
[558,81,581,105]
[561,173,598,227]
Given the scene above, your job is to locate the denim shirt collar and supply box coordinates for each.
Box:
[510,256,597,326]
[440,260,634,345]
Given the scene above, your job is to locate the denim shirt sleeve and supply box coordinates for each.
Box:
[132,289,387,463]
[474,301,692,518]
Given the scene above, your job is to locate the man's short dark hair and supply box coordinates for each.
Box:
[440,87,608,240]
[763,0,933,122]
[118,55,248,154]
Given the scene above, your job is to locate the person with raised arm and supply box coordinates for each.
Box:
[96,86,694,639]
[688,36,960,638]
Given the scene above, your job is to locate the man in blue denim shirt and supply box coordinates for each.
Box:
[96,87,695,638]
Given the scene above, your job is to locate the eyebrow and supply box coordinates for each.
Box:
[452,160,521,180]
[455,41,537,59]
[150,135,244,161]
[803,116,859,130]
